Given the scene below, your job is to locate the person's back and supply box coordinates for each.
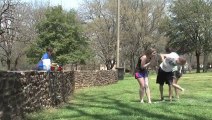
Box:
[160,52,179,72]
[37,47,53,71]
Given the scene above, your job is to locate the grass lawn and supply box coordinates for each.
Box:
[26,72,212,120]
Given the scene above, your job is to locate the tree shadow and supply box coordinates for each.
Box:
[43,91,210,120]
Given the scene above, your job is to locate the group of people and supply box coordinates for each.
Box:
[36,47,185,103]
[135,47,186,103]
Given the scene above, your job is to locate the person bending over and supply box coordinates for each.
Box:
[156,52,186,101]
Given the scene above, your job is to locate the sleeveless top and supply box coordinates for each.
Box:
[135,56,149,73]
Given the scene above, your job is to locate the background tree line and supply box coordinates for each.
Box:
[0,0,211,73]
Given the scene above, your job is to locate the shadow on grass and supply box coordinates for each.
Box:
[63,96,172,120]
[45,91,210,120]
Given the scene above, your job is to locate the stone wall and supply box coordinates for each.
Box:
[0,70,117,120]
[74,70,118,88]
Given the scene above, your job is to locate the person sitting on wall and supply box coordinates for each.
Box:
[36,47,53,71]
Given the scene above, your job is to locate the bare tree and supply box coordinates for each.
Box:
[120,0,167,73]
[79,0,166,71]
[0,0,18,70]
[0,0,13,35]
[79,0,117,70]
[0,0,47,70]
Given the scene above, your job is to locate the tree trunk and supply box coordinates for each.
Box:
[7,58,11,70]
[130,54,136,75]
[13,53,25,70]
[75,64,78,70]
[188,53,193,73]
[14,57,19,70]
[195,51,201,73]
[203,53,208,73]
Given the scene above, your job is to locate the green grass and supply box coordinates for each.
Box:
[26,72,212,120]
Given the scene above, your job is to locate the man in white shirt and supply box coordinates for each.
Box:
[156,52,186,101]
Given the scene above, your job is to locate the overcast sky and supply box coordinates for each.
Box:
[21,0,83,10]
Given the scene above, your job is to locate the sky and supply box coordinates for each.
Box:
[21,0,83,10]
[51,0,83,10]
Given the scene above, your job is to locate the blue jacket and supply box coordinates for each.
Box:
[37,52,52,70]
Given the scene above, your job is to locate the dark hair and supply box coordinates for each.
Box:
[165,47,171,53]
[46,47,53,52]
[165,45,176,53]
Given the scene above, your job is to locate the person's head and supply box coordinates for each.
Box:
[46,47,53,56]
[165,46,175,53]
[176,57,186,66]
[144,48,157,57]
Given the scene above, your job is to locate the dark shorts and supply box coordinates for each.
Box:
[173,71,182,79]
[156,67,174,85]
[135,71,148,79]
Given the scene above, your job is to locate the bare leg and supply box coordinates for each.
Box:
[139,89,144,103]
[169,85,172,101]
[172,83,184,91]
[137,78,145,103]
[144,77,151,103]
[173,78,179,99]
[159,85,164,101]
[145,87,151,103]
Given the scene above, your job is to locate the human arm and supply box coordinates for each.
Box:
[160,54,168,62]
[140,56,151,69]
